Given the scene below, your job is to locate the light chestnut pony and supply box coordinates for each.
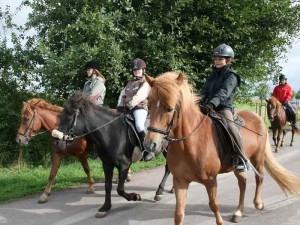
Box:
[16,99,96,203]
[144,72,300,225]
[266,96,299,152]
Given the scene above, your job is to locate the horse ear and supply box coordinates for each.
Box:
[176,72,185,86]
[145,73,155,87]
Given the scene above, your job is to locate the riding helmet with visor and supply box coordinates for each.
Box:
[213,44,234,58]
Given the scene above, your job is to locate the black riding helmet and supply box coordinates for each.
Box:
[279,74,287,81]
[132,58,146,70]
[85,60,100,71]
[213,44,234,58]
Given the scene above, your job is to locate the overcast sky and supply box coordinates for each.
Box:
[2,0,300,92]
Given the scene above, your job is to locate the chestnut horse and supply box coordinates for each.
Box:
[144,72,300,225]
[266,96,297,152]
[16,99,97,203]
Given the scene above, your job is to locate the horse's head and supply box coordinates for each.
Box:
[52,91,87,151]
[266,97,281,122]
[16,101,42,145]
[144,72,194,153]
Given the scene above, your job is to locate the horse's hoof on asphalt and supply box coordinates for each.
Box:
[95,211,107,218]
[255,203,264,210]
[154,194,163,201]
[136,194,142,201]
[38,194,48,204]
[231,214,242,223]
[86,186,95,194]
[290,143,293,146]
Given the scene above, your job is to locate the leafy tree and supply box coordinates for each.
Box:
[19,0,300,105]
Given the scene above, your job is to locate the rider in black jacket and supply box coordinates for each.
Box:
[200,44,248,172]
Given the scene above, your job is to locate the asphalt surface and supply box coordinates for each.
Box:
[1,131,300,225]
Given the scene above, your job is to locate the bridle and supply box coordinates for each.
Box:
[147,104,207,142]
[61,108,122,141]
[17,109,38,141]
[267,101,284,121]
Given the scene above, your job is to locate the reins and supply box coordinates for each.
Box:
[64,109,122,140]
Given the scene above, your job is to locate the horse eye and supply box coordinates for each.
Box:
[166,107,173,113]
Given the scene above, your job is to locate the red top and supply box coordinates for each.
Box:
[272,84,293,103]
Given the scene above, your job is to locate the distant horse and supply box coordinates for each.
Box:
[266,96,297,152]
[52,90,165,218]
[143,72,300,225]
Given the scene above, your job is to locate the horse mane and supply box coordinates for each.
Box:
[269,96,282,108]
[65,90,117,117]
[149,72,199,114]
[26,98,63,112]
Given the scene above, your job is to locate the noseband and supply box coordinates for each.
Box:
[147,106,179,137]
[147,104,206,142]
[18,109,37,141]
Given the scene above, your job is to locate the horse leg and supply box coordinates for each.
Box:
[116,164,141,201]
[126,168,132,182]
[290,129,295,146]
[231,171,247,223]
[78,153,95,194]
[38,151,63,203]
[173,176,189,225]
[204,178,223,225]
[280,128,286,147]
[155,163,171,201]
[253,165,264,210]
[95,163,113,218]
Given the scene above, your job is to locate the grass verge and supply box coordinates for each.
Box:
[0,154,166,203]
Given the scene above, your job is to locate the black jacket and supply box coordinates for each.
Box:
[200,64,240,112]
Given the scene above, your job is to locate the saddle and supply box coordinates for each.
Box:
[208,111,245,163]
[124,114,149,148]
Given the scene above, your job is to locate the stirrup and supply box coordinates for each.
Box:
[233,155,249,173]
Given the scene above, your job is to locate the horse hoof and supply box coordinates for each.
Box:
[95,211,107,218]
[231,214,242,223]
[38,193,48,204]
[154,194,163,201]
[136,194,142,201]
[290,143,293,146]
[86,186,95,194]
[255,203,264,210]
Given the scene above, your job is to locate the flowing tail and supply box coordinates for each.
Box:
[264,132,300,197]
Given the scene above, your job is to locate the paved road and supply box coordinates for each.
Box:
[1,132,300,225]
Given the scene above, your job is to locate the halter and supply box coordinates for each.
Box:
[147,104,207,142]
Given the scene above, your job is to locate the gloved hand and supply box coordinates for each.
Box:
[117,106,130,113]
[202,103,214,114]
[117,106,126,113]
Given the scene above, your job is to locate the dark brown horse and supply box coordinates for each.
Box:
[144,72,300,225]
[266,96,297,152]
[16,99,117,203]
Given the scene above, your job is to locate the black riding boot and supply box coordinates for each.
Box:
[138,130,155,161]
[292,115,299,130]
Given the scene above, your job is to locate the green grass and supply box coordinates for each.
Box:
[0,155,166,203]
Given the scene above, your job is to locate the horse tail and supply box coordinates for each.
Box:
[294,127,300,135]
[264,132,300,197]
